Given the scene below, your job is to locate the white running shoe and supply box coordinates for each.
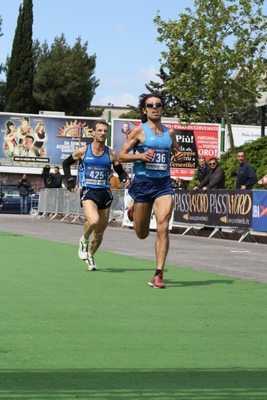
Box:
[78,237,88,260]
[86,254,98,271]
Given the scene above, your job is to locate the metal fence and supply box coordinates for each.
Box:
[36,188,124,223]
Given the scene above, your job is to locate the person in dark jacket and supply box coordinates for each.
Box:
[176,178,187,189]
[194,158,225,190]
[236,151,257,190]
[17,174,32,214]
[53,166,63,188]
[197,157,211,183]
[41,165,56,188]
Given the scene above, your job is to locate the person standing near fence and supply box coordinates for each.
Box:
[40,165,56,188]
[196,157,211,183]
[194,158,225,190]
[109,170,122,190]
[236,151,257,190]
[117,92,184,289]
[62,120,130,270]
[53,166,63,188]
[17,174,32,214]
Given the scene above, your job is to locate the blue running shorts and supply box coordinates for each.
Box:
[128,175,173,204]
[80,187,113,210]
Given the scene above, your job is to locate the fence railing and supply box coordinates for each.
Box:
[34,188,267,242]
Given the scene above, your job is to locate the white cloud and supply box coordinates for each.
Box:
[92,93,138,107]
[93,65,163,107]
[115,24,125,32]
[137,65,162,84]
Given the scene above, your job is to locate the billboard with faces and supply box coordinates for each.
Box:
[0,112,97,169]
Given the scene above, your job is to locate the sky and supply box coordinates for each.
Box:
[0,0,195,107]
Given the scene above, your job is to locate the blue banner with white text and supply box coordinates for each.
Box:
[252,190,267,232]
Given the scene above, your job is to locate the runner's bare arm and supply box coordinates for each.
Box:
[109,148,131,188]
[118,126,155,163]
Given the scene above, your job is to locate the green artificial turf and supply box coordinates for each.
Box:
[0,232,267,399]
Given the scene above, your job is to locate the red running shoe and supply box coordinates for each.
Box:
[148,272,166,289]
[127,205,134,221]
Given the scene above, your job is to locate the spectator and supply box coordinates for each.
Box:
[0,193,5,213]
[17,174,32,214]
[176,178,187,189]
[109,170,122,190]
[54,166,63,188]
[197,157,211,183]
[109,170,122,217]
[41,165,56,188]
[171,178,178,189]
[194,158,225,191]
[236,151,257,190]
[258,174,267,186]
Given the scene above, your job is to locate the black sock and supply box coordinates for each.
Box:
[155,269,162,276]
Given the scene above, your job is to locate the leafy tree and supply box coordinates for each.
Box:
[0,81,6,111]
[0,15,5,110]
[0,15,3,73]
[5,0,34,113]
[154,0,267,153]
[33,34,99,116]
[146,67,197,118]
[228,101,262,125]
[119,107,139,119]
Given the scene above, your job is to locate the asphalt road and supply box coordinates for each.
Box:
[1,214,267,284]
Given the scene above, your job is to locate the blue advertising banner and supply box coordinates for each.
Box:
[252,190,267,232]
[0,112,97,168]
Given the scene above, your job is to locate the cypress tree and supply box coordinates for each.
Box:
[5,0,34,113]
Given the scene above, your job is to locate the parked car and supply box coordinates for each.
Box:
[0,186,39,214]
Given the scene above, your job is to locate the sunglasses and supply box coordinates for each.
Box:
[209,162,216,165]
[145,102,163,108]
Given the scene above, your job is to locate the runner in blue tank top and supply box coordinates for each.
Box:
[63,120,130,270]
[118,93,184,288]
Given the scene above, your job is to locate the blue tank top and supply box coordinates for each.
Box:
[133,122,172,178]
[79,144,111,189]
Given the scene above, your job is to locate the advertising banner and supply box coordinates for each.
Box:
[173,189,253,228]
[112,119,220,179]
[252,190,267,232]
[225,124,261,148]
[0,112,97,168]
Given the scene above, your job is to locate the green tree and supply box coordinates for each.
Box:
[119,107,139,119]
[146,67,197,118]
[0,15,5,110]
[228,101,262,125]
[154,0,267,153]
[5,0,34,113]
[33,34,99,116]
[0,15,3,73]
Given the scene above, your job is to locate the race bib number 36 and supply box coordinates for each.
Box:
[146,149,168,170]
